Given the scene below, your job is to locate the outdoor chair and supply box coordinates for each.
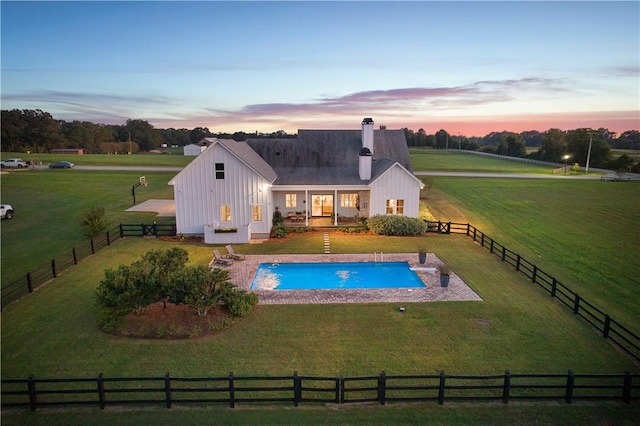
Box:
[210,249,233,267]
[225,245,246,260]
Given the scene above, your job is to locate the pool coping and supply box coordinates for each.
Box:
[220,253,483,305]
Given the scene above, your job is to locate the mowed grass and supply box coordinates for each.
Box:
[1,235,637,380]
[2,153,639,423]
[0,169,176,285]
[409,149,555,173]
[425,177,640,332]
[1,151,193,167]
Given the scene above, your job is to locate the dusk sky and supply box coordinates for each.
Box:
[2,1,639,136]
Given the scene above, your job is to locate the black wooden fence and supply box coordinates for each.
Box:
[2,370,637,411]
[1,223,176,310]
[3,220,639,362]
[425,221,640,363]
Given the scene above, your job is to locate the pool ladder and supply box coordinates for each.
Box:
[374,252,384,263]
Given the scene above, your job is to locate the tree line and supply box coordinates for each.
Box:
[2,108,639,171]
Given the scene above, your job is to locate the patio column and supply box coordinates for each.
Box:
[305,189,309,226]
[334,189,338,226]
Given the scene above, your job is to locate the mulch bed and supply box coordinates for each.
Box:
[112,302,232,339]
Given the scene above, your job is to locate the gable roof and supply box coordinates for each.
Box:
[245,129,411,185]
[169,138,277,185]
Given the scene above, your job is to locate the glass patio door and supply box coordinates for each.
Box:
[311,194,333,217]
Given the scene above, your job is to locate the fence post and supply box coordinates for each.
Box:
[90,238,95,254]
[229,372,235,408]
[119,223,124,239]
[51,259,57,278]
[551,278,557,298]
[466,223,470,236]
[293,371,302,407]
[377,371,386,405]
[490,239,494,254]
[565,370,574,404]
[473,227,477,242]
[603,315,611,339]
[27,272,33,293]
[502,370,510,404]
[97,373,106,409]
[27,374,37,412]
[531,265,537,283]
[446,222,451,234]
[340,377,346,404]
[438,371,446,405]
[335,377,340,404]
[623,371,632,404]
[480,233,485,247]
[573,294,580,315]
[106,231,111,246]
[515,254,521,272]
[501,247,506,261]
[153,222,158,238]
[165,372,172,409]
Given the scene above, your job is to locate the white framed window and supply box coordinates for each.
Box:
[252,205,262,221]
[340,193,357,208]
[220,205,231,221]
[386,199,404,215]
[285,193,297,208]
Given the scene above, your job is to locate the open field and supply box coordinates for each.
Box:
[2,150,638,423]
[425,177,640,331]
[2,402,639,426]
[2,235,637,378]
[409,149,554,173]
[1,151,193,167]
[0,169,176,284]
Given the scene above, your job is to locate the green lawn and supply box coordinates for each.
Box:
[1,169,176,285]
[409,149,556,173]
[1,151,193,167]
[425,177,640,332]
[1,150,638,423]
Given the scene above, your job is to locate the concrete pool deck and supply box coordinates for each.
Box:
[219,253,482,305]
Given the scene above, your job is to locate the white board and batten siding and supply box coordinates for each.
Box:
[170,143,272,238]
[369,164,421,217]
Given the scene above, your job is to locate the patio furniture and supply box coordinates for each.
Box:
[225,245,246,260]
[209,249,233,267]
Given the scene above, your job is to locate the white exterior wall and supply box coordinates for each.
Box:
[172,143,272,239]
[183,144,205,156]
[369,165,420,217]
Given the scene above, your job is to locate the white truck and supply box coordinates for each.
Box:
[0,158,29,168]
[1,204,14,219]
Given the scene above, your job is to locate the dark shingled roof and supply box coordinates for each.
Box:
[245,129,410,185]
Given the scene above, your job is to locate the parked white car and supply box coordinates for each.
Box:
[1,204,14,219]
[0,158,29,168]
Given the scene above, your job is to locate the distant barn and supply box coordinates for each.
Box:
[50,148,84,155]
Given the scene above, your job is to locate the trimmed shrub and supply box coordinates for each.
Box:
[225,290,259,317]
[366,214,427,236]
[271,225,289,238]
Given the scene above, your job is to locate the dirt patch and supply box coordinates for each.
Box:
[111,302,233,339]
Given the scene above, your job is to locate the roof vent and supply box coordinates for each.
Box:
[362,118,374,124]
[359,147,372,156]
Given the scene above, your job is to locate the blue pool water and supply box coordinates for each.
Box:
[250,262,425,291]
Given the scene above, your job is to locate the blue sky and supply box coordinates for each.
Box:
[2,1,639,136]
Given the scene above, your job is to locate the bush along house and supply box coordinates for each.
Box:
[168,118,424,244]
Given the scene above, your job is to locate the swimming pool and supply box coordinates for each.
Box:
[249,262,426,291]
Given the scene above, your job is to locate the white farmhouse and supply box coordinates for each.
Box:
[169,118,424,244]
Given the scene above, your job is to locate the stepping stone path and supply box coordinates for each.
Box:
[323,232,331,253]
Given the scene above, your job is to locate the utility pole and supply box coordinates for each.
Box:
[585,133,593,174]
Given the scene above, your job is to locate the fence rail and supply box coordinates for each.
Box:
[1,223,176,310]
[3,220,639,362]
[2,371,637,411]
[425,221,640,362]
